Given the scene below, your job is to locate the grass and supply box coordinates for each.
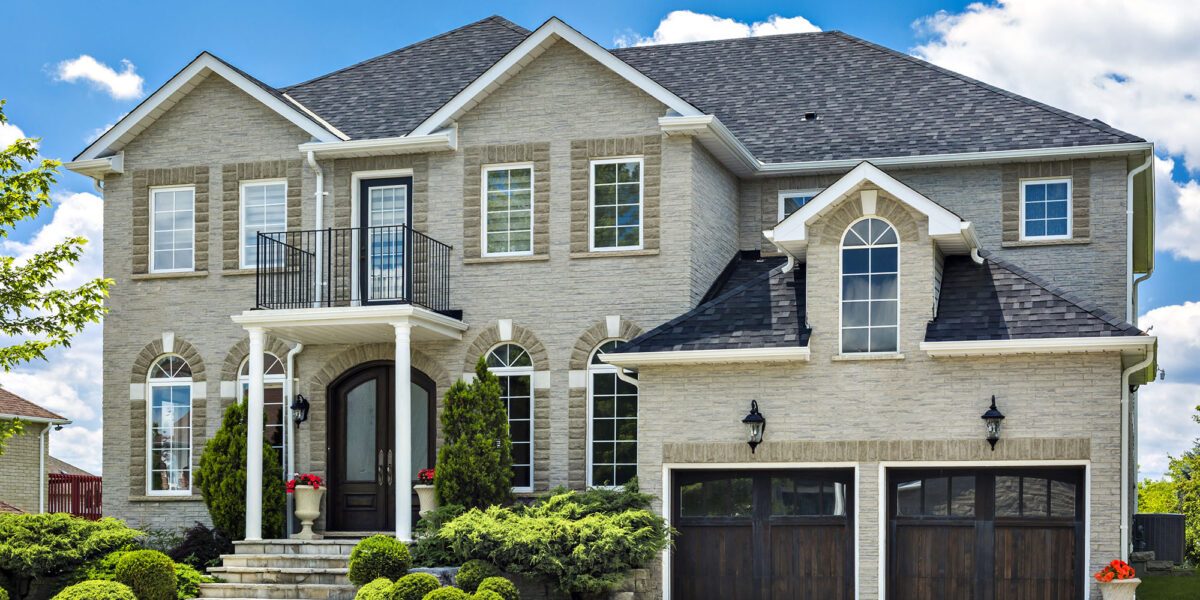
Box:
[1136,573,1200,599]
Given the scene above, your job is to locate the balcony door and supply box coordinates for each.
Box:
[358,177,412,304]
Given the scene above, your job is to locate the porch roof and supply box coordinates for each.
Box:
[230,304,468,345]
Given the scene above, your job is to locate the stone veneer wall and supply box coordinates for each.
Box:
[0,422,48,513]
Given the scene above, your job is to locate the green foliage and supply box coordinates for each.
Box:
[390,572,441,600]
[1168,448,1200,562]
[0,419,21,458]
[0,585,7,600]
[1139,478,1181,514]
[353,578,393,600]
[173,563,209,600]
[195,401,285,540]
[1136,570,1200,599]
[472,591,504,600]
[532,479,652,516]
[52,580,136,600]
[114,550,176,600]
[435,359,512,509]
[439,489,671,594]
[454,560,498,593]
[475,577,519,600]
[167,522,233,570]
[0,514,141,595]
[411,505,465,567]
[422,588,470,600]
[76,550,209,600]
[348,535,412,586]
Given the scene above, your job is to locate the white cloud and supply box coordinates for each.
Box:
[0,121,25,149]
[51,425,103,475]
[616,10,820,47]
[1138,383,1200,479]
[1154,156,1200,261]
[55,55,144,101]
[1142,301,1200,381]
[2,191,103,289]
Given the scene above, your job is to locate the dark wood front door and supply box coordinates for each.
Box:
[671,469,854,600]
[887,468,1084,600]
[327,362,435,531]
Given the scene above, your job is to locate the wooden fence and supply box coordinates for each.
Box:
[47,473,102,520]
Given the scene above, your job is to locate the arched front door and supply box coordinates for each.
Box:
[327,361,435,531]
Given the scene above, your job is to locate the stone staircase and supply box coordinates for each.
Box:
[198,539,358,600]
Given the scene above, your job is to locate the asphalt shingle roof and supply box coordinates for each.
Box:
[0,388,66,421]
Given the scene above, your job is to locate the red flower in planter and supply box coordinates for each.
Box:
[417,468,435,485]
[286,473,324,493]
[1093,559,1136,582]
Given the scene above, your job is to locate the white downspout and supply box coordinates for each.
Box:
[307,151,325,307]
[1126,154,1153,323]
[1121,346,1156,560]
[283,342,303,538]
[39,425,49,513]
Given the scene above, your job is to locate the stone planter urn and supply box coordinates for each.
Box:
[1097,578,1140,600]
[293,485,325,540]
[414,484,438,517]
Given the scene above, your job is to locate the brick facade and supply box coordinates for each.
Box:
[0,422,48,513]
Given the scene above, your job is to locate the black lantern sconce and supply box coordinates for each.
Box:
[291,394,310,426]
[980,395,1005,451]
[743,400,766,453]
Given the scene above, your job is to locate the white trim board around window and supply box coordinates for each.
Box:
[149,185,196,274]
[481,163,535,258]
[588,157,644,252]
[777,189,822,222]
[239,179,288,269]
[839,216,900,355]
[1019,177,1072,240]
[145,355,195,496]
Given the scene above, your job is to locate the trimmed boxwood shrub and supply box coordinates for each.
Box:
[353,577,392,600]
[0,514,142,596]
[475,577,519,600]
[390,572,441,600]
[52,580,137,600]
[472,591,504,600]
[76,549,210,600]
[115,550,177,600]
[454,560,499,593]
[348,535,412,586]
[423,588,470,600]
[174,562,208,599]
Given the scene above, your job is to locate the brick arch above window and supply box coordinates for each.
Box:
[220,335,295,384]
[131,337,206,383]
[463,323,550,373]
[807,192,924,247]
[569,318,644,371]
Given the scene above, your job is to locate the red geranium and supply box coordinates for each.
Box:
[286,473,324,493]
[1093,559,1136,583]
[418,468,435,485]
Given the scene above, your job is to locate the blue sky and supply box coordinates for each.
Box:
[2,0,1198,477]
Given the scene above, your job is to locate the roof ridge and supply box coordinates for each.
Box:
[611,29,833,52]
[283,16,528,91]
[828,31,1143,144]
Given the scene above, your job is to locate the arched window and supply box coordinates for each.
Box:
[486,343,534,491]
[239,353,287,469]
[587,340,637,488]
[841,217,899,353]
[147,355,193,495]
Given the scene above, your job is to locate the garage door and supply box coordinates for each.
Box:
[887,468,1084,600]
[671,469,854,600]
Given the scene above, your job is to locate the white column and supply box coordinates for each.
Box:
[245,327,265,541]
[394,321,413,541]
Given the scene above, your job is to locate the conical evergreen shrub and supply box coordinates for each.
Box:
[435,358,513,508]
[195,401,286,539]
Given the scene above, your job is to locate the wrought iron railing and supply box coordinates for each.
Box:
[255,225,452,313]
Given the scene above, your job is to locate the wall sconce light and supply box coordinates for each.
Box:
[743,400,766,453]
[981,395,1005,451]
[291,394,310,426]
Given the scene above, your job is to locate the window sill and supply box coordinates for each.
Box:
[129,494,203,502]
[831,352,905,362]
[464,254,550,265]
[1002,238,1090,248]
[570,249,659,259]
[131,271,208,281]
[221,269,258,276]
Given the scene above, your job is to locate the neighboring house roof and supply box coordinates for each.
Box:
[48,456,95,477]
[0,500,24,514]
[926,251,1144,342]
[0,388,68,423]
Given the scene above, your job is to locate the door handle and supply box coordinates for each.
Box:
[386,450,394,486]
[377,449,385,486]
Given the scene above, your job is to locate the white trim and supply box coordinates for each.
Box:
[839,216,900,356]
[586,339,636,489]
[350,169,414,304]
[63,153,124,179]
[0,413,71,425]
[777,188,823,222]
[659,115,759,176]
[410,18,702,136]
[920,336,1155,357]
[231,304,469,342]
[297,130,457,159]
[76,52,342,162]
[606,315,622,339]
[588,157,645,252]
[481,163,535,257]
[148,185,197,274]
[497,318,514,342]
[485,342,536,494]
[600,346,810,367]
[238,179,289,270]
[1019,177,1073,241]
[145,365,195,497]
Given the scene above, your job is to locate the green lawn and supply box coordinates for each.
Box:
[1136,575,1200,599]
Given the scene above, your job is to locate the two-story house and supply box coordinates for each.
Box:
[66,16,1157,600]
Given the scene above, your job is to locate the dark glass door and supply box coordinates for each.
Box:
[358,177,412,304]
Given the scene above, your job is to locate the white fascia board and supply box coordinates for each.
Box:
[410,18,703,136]
[600,346,810,367]
[920,336,1155,357]
[64,152,124,179]
[76,53,343,161]
[0,413,72,426]
[659,115,759,175]
[298,129,457,159]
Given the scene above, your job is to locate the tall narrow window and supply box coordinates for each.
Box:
[778,189,820,221]
[147,355,193,495]
[486,343,534,491]
[239,353,287,471]
[590,158,643,251]
[1021,179,1071,240]
[482,165,533,256]
[588,340,637,487]
[240,180,288,268]
[150,187,195,273]
[841,218,899,354]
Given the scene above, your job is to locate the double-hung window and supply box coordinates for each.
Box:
[841,218,899,354]
[778,190,820,221]
[150,186,195,273]
[486,343,534,491]
[587,340,637,487]
[240,180,288,268]
[147,355,193,495]
[590,158,643,251]
[1020,178,1071,240]
[483,165,534,256]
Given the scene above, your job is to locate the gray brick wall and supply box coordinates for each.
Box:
[0,422,48,513]
[688,141,739,304]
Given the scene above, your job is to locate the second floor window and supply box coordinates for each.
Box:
[590,158,643,251]
[486,343,534,491]
[778,190,820,221]
[483,165,533,256]
[841,217,899,354]
[240,180,288,268]
[1021,179,1071,240]
[150,186,195,273]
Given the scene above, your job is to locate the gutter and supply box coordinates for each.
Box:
[63,152,124,180]
[283,342,303,537]
[297,129,457,160]
[1127,151,1154,324]
[920,336,1155,357]
[306,151,326,306]
[1121,346,1157,560]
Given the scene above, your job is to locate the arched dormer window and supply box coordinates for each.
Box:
[147,355,193,495]
[239,353,287,469]
[841,217,899,354]
[486,343,534,491]
[587,340,637,488]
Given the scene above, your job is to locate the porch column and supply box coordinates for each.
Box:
[394,320,413,541]
[245,327,265,541]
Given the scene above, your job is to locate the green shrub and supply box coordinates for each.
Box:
[422,588,470,600]
[454,560,499,593]
[174,562,210,599]
[115,549,177,600]
[390,572,441,600]
[353,577,392,600]
[472,591,504,600]
[435,359,512,509]
[411,504,465,567]
[0,514,142,595]
[74,549,210,599]
[348,535,412,586]
[533,479,653,516]
[475,577,518,600]
[52,580,137,600]
[168,522,233,570]
[0,585,7,600]
[196,401,285,540]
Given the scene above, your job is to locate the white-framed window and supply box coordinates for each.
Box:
[150,186,195,273]
[587,340,637,488]
[238,353,287,469]
[778,189,821,221]
[486,343,534,491]
[482,164,534,257]
[589,158,643,251]
[841,217,899,354]
[147,355,193,495]
[1020,178,1072,240]
[240,180,288,269]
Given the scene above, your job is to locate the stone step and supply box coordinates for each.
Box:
[207,566,349,585]
[219,553,350,570]
[197,582,356,600]
[233,539,359,556]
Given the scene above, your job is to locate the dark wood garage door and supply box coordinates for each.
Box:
[672,469,854,600]
[888,468,1084,600]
